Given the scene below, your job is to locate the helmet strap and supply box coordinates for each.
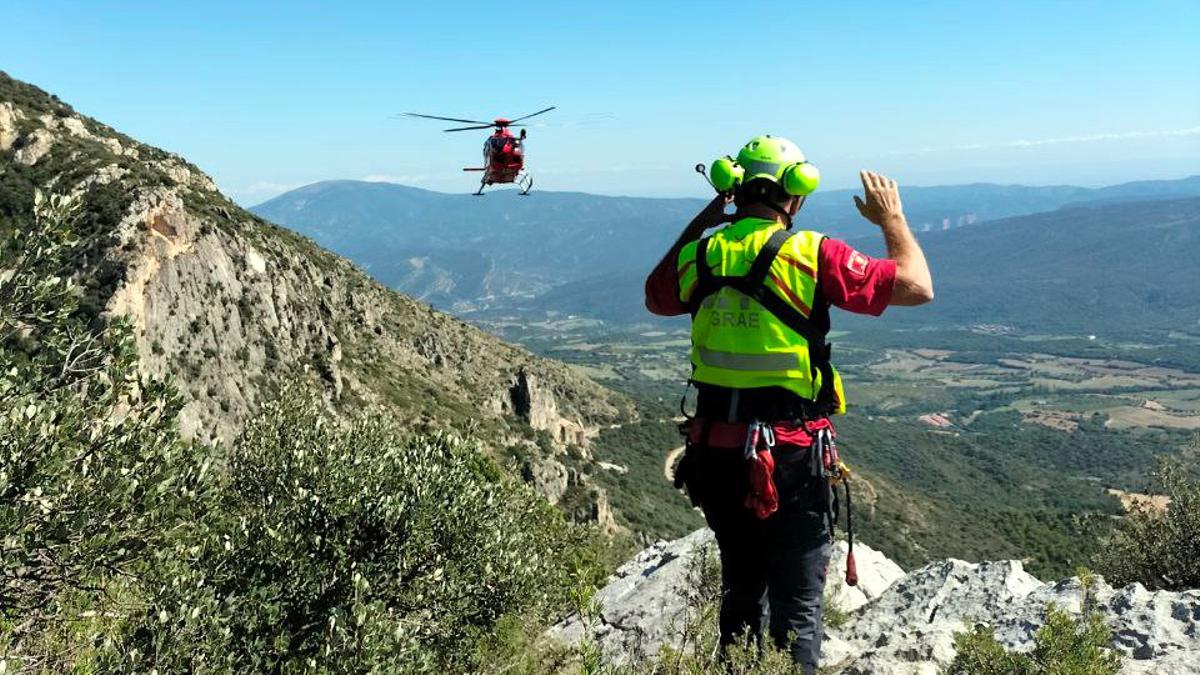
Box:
[765,195,807,228]
[762,200,794,228]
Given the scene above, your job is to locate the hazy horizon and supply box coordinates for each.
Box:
[246,172,1200,208]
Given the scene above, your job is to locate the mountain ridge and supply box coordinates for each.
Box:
[251,175,1200,314]
[531,195,1200,331]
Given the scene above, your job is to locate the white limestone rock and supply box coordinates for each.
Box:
[548,529,902,665]
[14,128,53,165]
[554,529,1200,673]
[61,116,94,141]
[547,529,714,664]
[834,558,1200,674]
[0,102,18,151]
[827,539,906,613]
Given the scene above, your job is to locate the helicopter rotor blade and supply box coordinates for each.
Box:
[508,106,556,123]
[404,112,493,125]
[443,124,499,132]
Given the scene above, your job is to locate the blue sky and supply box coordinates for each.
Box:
[3,1,1198,203]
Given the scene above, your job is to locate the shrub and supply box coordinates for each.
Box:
[0,191,205,670]
[950,624,1036,675]
[1093,460,1200,590]
[949,571,1122,674]
[1,192,608,672]
[110,386,607,672]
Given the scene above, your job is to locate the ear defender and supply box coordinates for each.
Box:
[781,162,820,196]
[709,156,744,193]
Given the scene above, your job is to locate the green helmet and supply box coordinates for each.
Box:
[737,135,805,179]
[709,135,820,197]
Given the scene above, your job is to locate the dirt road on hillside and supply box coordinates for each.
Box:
[664,445,685,482]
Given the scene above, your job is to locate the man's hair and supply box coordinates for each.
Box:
[733,177,793,211]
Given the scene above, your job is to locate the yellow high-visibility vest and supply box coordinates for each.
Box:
[677,217,846,414]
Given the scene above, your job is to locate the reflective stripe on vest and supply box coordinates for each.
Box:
[695,347,801,372]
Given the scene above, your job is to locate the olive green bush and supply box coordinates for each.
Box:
[1093,460,1200,590]
[2,192,608,672]
[949,572,1122,675]
[114,389,607,672]
[1,191,204,669]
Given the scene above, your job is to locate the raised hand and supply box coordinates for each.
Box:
[853,170,904,227]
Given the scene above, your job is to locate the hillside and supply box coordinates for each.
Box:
[251,180,704,309]
[529,195,1200,332]
[848,196,1200,333]
[0,71,633,524]
[251,176,1200,314]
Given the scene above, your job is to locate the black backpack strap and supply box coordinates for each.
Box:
[688,235,721,314]
[694,236,714,290]
[690,229,787,312]
[742,228,792,288]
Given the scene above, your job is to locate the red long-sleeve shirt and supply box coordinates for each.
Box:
[645,235,896,317]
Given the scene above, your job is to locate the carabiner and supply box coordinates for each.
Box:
[743,421,761,460]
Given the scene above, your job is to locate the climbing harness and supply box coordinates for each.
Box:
[675,413,859,587]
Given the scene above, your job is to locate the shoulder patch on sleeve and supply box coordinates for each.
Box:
[847,250,869,276]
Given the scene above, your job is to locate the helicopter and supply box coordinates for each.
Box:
[403,107,555,195]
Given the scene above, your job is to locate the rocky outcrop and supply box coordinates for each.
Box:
[551,528,1200,673]
[14,128,53,165]
[0,102,18,151]
[498,368,591,451]
[548,529,715,662]
[832,558,1200,674]
[523,457,570,505]
[549,530,905,665]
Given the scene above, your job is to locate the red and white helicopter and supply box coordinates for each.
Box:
[403,107,555,195]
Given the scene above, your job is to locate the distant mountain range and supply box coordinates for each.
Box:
[252,176,1200,321]
[867,196,1200,333]
[532,196,1200,334]
[251,182,704,308]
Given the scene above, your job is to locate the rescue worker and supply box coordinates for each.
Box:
[644,135,933,672]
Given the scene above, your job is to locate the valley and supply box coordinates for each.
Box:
[475,312,1200,577]
[250,171,1200,579]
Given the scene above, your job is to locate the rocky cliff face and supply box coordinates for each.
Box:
[550,529,1200,673]
[0,72,632,519]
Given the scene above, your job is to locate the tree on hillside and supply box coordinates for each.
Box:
[0,191,203,668]
[1093,459,1200,591]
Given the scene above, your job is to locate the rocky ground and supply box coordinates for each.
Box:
[550,529,1200,673]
